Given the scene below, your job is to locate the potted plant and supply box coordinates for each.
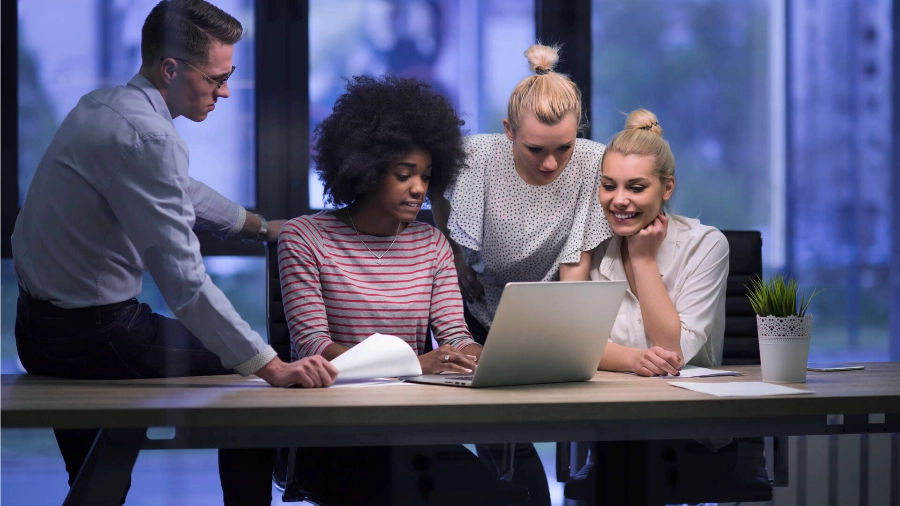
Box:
[746,275,822,383]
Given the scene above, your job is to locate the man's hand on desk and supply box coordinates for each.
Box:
[633,346,682,377]
[255,356,338,388]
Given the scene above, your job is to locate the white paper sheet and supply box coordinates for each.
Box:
[330,333,422,384]
[664,365,741,378]
[246,377,413,388]
[329,378,414,388]
[669,381,813,397]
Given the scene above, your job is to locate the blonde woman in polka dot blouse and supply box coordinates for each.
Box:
[433,43,612,506]
[434,43,611,341]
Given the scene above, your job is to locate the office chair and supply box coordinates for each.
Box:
[265,242,313,502]
[560,230,774,504]
[720,230,763,366]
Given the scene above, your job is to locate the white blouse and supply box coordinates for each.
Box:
[589,217,729,367]
[445,134,611,329]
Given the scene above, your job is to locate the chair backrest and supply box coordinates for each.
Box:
[266,241,292,362]
[720,230,763,365]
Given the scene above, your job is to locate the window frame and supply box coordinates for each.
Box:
[4,1,899,361]
[0,0,591,257]
[2,1,18,259]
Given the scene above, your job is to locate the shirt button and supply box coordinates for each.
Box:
[637,318,643,324]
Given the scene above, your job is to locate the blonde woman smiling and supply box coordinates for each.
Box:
[589,109,729,376]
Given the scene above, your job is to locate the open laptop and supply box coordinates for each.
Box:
[403,280,627,388]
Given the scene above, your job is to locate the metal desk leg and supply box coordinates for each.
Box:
[63,427,147,506]
[768,435,789,486]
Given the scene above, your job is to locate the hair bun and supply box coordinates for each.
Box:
[624,108,663,136]
[525,43,560,76]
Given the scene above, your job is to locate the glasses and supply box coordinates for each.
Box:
[161,57,236,89]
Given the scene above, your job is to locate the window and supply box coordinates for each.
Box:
[787,0,893,361]
[17,0,256,208]
[591,0,782,264]
[308,0,535,208]
[591,0,895,361]
[8,0,263,375]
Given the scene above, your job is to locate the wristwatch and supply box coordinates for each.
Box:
[254,214,268,242]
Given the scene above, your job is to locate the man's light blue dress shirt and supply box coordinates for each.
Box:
[12,75,277,376]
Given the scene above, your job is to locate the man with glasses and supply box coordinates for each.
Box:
[11,0,336,504]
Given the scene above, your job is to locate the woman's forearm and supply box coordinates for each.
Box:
[321,343,350,361]
[630,257,683,359]
[461,343,483,360]
[597,342,639,372]
[559,250,593,281]
[431,194,452,237]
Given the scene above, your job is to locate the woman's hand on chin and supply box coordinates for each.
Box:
[632,345,682,377]
[419,343,479,375]
[626,213,668,260]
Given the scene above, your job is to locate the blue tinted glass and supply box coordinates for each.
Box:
[1,256,265,376]
[308,0,535,209]
[17,0,256,208]
[591,0,893,361]
[1,260,23,374]
[592,0,778,257]
[134,256,266,335]
[787,0,892,362]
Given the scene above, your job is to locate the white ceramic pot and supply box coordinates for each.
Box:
[757,315,812,383]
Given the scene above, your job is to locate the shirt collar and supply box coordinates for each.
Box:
[127,74,174,124]
[655,215,680,275]
[597,214,682,281]
[598,234,626,281]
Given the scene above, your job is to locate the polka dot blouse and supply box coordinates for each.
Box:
[444,134,612,329]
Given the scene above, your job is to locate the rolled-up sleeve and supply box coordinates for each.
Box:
[104,134,275,375]
[186,177,246,239]
[675,232,729,365]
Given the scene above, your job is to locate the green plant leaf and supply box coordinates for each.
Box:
[745,274,822,317]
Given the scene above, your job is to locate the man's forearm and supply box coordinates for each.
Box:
[240,211,264,239]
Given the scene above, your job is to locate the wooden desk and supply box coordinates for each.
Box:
[3,363,899,445]
[3,363,899,505]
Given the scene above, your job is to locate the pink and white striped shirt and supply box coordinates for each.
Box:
[278,211,477,359]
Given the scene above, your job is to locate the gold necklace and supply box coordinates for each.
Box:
[347,209,401,264]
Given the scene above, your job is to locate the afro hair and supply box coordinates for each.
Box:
[312,75,466,206]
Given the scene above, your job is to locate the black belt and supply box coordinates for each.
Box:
[20,287,136,318]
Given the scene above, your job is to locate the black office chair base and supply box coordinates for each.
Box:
[563,439,772,505]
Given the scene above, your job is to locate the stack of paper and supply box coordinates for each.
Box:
[666,365,741,378]
[329,333,422,384]
[670,381,813,397]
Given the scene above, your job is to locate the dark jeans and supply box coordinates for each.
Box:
[15,288,273,506]
[464,302,552,506]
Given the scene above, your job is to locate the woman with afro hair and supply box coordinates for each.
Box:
[273,75,501,506]
[282,74,481,371]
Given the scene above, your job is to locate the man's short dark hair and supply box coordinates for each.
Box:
[313,75,467,207]
[141,0,243,65]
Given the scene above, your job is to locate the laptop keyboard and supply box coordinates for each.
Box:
[446,375,474,380]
